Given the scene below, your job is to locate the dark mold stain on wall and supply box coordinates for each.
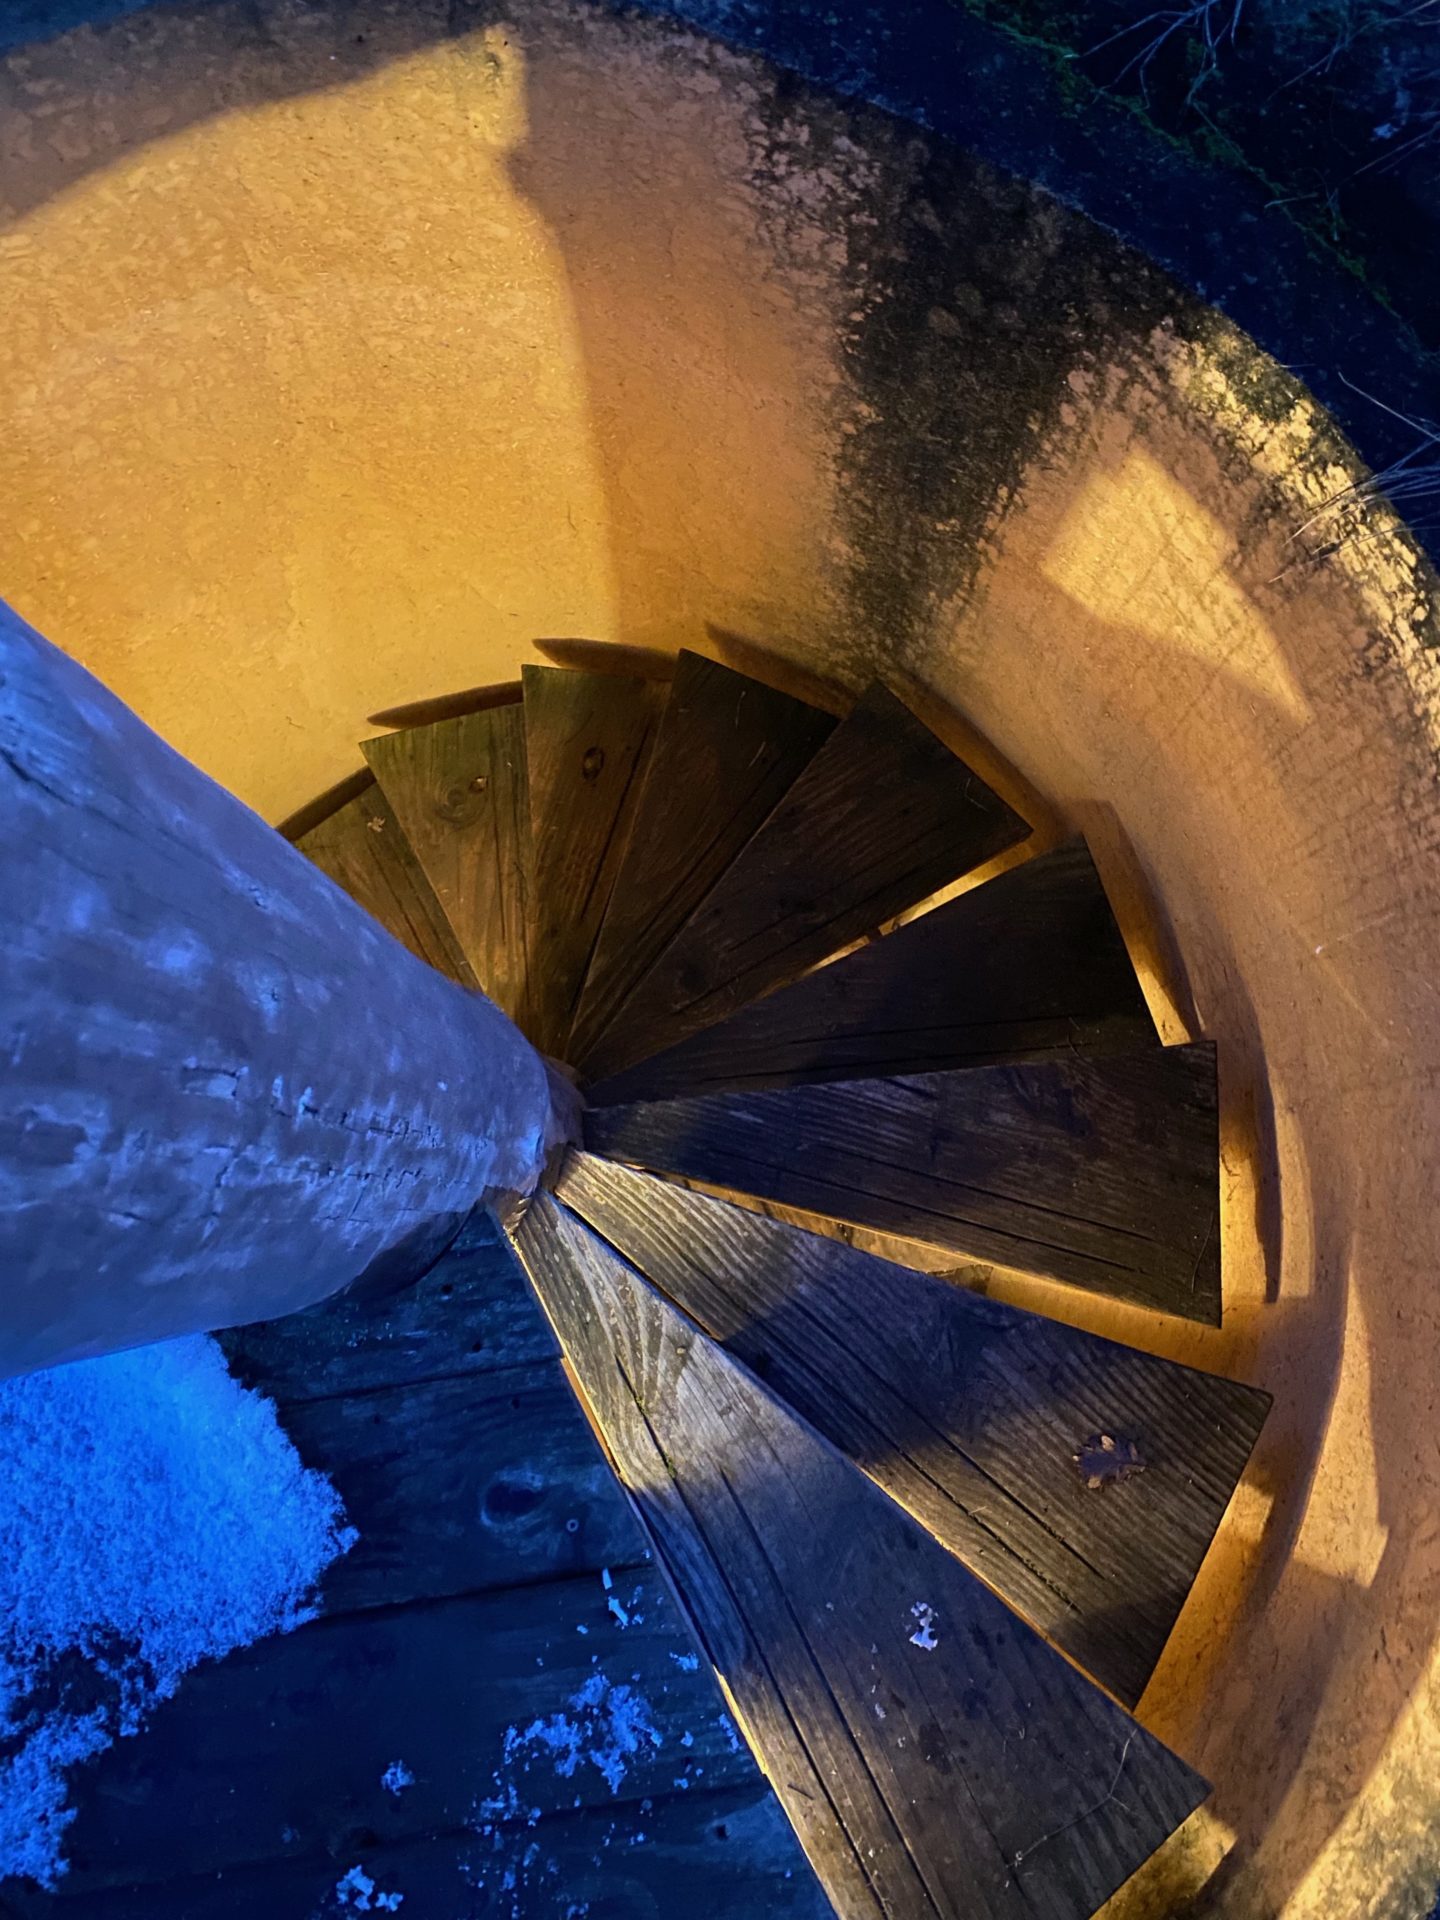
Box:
[747,77,1182,673]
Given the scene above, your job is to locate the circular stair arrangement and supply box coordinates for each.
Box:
[296,643,1271,1920]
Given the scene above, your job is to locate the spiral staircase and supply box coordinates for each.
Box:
[255,640,1269,1920]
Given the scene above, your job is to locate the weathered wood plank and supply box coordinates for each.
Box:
[51,1572,760,1895]
[522,666,667,1055]
[218,1204,648,1614]
[32,1783,831,1919]
[513,1195,1209,1920]
[568,652,837,1066]
[362,703,532,1023]
[275,766,378,843]
[558,1152,1268,1706]
[298,782,477,987]
[588,837,1156,1106]
[706,625,853,716]
[586,1043,1222,1322]
[219,1213,557,1404]
[0,602,551,1375]
[287,1362,650,1615]
[581,681,1032,1083]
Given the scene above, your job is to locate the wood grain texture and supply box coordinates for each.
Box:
[29,1783,832,1919]
[226,1218,650,1614]
[219,1212,558,1404]
[362,702,532,1022]
[275,766,377,843]
[568,651,837,1066]
[298,782,477,987]
[51,1571,760,1895]
[558,1152,1269,1706]
[585,1044,1222,1322]
[522,666,667,1054]
[513,1194,1209,1920]
[581,681,1032,1083]
[36,1207,824,1915]
[287,1361,651,1615]
[588,837,1157,1106]
[40,1202,798,1905]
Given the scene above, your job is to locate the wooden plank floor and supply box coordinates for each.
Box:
[514,1194,1208,1920]
[568,651,837,1068]
[587,1044,1222,1322]
[587,837,1159,1107]
[579,681,1031,1083]
[557,1153,1268,1707]
[298,783,477,989]
[9,1214,827,1920]
[362,705,534,1023]
[522,666,666,1056]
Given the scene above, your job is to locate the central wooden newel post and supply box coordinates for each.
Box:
[0,603,560,1379]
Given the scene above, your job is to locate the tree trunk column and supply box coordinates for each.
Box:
[0,603,556,1378]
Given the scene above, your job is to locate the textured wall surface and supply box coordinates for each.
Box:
[3,3,1440,1914]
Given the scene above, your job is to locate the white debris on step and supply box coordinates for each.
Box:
[335,1862,404,1910]
[909,1602,939,1652]
[499,1670,663,1796]
[380,1760,415,1796]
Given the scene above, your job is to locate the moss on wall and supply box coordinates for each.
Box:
[5,7,1440,1916]
[949,0,1439,343]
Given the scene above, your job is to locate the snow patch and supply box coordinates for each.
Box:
[0,1335,355,1887]
[501,1671,662,1796]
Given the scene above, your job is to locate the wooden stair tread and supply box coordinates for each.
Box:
[580,681,1032,1083]
[220,1212,558,1403]
[568,651,838,1064]
[40,1210,819,1912]
[533,637,679,681]
[276,765,378,844]
[522,665,667,1054]
[588,836,1157,1106]
[53,1569,756,1895]
[366,678,523,730]
[513,1193,1209,1920]
[557,1152,1268,1705]
[361,704,532,1022]
[35,1783,830,1920]
[585,1043,1222,1322]
[297,782,477,987]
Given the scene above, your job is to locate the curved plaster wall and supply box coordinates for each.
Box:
[3,4,1439,1916]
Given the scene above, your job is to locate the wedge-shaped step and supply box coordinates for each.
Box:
[362,704,531,1022]
[523,666,667,1054]
[588,837,1156,1106]
[558,1151,1268,1705]
[513,1193,1209,1920]
[367,678,523,730]
[569,652,837,1065]
[586,1043,1221,1321]
[298,781,477,988]
[581,681,1032,1083]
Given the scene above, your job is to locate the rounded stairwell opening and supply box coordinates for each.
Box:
[2,5,1437,1919]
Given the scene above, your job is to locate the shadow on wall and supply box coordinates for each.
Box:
[5,3,1440,1917]
[0,2,626,819]
[0,0,872,816]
